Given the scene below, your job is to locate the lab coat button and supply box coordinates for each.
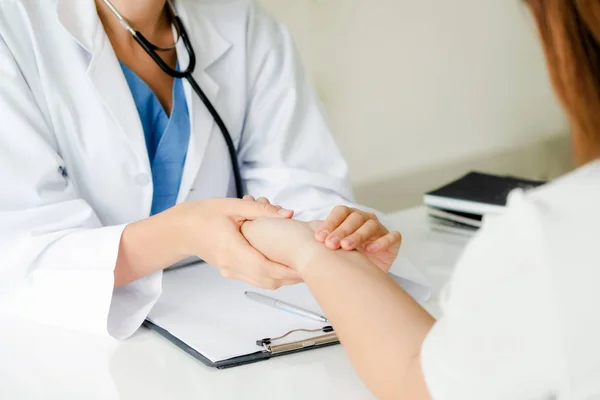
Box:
[134,173,151,186]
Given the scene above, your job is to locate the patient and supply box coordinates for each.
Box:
[242,1,600,399]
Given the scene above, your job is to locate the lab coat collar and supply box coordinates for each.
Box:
[56,0,232,70]
[56,0,233,200]
[172,0,232,70]
[56,0,101,54]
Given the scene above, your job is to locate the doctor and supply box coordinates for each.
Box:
[0,0,402,339]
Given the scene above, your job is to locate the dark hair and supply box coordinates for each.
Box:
[526,0,600,164]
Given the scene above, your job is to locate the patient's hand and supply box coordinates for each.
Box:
[242,217,402,275]
[241,218,324,271]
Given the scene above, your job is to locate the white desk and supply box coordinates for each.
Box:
[0,207,468,400]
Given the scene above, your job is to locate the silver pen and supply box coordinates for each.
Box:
[245,291,328,323]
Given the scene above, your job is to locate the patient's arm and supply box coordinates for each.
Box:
[242,218,434,400]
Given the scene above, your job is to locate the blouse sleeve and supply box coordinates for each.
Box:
[420,191,562,400]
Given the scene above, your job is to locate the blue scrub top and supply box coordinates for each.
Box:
[120,62,191,216]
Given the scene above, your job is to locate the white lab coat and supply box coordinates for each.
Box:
[0,0,424,339]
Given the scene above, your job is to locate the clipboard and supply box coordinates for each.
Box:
[145,263,340,369]
[144,319,339,369]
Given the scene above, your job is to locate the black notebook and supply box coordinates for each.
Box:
[424,172,546,215]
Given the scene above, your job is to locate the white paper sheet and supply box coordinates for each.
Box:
[148,256,431,363]
[148,265,327,363]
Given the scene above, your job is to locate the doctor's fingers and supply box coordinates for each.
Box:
[226,233,302,282]
[242,195,283,209]
[241,250,302,283]
[241,268,302,290]
[222,198,293,219]
[235,276,301,291]
[215,241,301,286]
[221,256,302,290]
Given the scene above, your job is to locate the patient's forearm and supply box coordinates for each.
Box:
[299,249,434,400]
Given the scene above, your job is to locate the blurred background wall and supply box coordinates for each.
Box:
[259,0,571,211]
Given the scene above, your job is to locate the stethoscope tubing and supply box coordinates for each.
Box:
[129,14,244,198]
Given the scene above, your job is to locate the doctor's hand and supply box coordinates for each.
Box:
[174,199,302,290]
[242,195,281,208]
[315,206,402,272]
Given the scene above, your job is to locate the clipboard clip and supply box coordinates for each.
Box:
[256,326,337,354]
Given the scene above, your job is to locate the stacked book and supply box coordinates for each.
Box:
[424,172,546,236]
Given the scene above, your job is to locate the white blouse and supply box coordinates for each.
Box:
[422,160,600,399]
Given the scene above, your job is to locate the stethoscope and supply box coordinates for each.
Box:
[102,0,243,198]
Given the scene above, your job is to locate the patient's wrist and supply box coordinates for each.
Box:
[295,241,328,277]
[296,245,373,281]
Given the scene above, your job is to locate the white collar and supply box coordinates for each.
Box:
[56,0,232,70]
